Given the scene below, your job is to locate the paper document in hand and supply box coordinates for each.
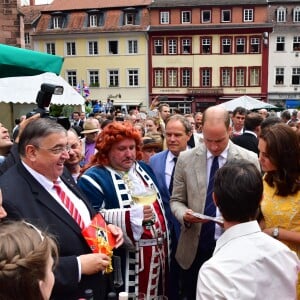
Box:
[191,212,224,224]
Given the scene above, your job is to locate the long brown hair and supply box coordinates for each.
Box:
[260,123,300,196]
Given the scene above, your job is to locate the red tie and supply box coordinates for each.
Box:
[53,182,85,230]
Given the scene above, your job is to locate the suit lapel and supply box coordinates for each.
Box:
[194,145,207,202]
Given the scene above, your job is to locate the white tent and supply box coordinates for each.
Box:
[217,95,278,111]
[0,72,85,105]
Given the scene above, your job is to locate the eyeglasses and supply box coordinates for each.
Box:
[35,145,71,155]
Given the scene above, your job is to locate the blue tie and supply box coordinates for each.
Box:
[199,156,219,251]
[169,157,178,195]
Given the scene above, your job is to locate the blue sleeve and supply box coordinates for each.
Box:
[77,176,105,212]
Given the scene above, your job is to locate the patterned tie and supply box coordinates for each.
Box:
[169,157,178,195]
[53,182,85,230]
[199,156,219,250]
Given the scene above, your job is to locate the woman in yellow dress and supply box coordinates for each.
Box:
[259,123,300,296]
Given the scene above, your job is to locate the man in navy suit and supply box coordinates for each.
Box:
[0,118,123,300]
[149,114,192,299]
[232,112,263,155]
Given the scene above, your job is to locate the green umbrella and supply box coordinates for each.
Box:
[0,44,64,78]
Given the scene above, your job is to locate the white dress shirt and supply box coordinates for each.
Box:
[206,147,228,240]
[197,221,299,300]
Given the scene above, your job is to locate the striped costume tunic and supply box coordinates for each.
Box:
[78,161,170,299]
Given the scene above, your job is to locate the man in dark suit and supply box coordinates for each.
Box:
[149,114,192,299]
[0,118,123,300]
[232,112,263,155]
[73,111,84,129]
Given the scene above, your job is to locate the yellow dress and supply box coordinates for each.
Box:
[261,179,300,298]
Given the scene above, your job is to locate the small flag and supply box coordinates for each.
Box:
[83,83,90,97]
[75,83,81,93]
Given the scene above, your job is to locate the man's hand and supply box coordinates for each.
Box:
[79,253,110,275]
[183,209,210,224]
[15,113,40,143]
[107,224,124,248]
[150,96,160,110]
[143,205,153,223]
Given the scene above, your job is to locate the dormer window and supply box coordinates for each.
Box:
[50,12,67,29]
[123,8,138,25]
[87,10,104,27]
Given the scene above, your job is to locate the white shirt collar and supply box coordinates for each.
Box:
[22,161,59,191]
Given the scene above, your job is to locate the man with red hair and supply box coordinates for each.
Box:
[78,121,169,299]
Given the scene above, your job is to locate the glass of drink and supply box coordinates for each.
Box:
[131,187,157,227]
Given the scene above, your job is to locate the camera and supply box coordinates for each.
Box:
[27,83,70,130]
[158,96,168,102]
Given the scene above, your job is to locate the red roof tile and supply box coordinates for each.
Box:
[45,0,152,11]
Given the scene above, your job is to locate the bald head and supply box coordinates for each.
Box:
[203,106,231,129]
[202,106,231,156]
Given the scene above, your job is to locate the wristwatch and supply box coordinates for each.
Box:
[272,227,279,238]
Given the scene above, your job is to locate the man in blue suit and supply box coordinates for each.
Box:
[149,114,192,299]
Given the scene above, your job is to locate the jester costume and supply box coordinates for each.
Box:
[78,161,170,299]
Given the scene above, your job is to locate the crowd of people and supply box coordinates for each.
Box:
[0,100,299,300]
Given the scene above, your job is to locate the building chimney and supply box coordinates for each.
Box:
[30,0,35,5]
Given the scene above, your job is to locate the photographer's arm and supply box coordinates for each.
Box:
[0,114,40,176]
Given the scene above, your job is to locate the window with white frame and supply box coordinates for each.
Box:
[276,36,285,51]
[66,42,76,56]
[168,39,177,54]
[50,13,67,29]
[222,38,232,54]
[293,36,300,51]
[67,71,77,87]
[236,37,246,53]
[294,7,300,22]
[89,15,98,27]
[221,68,231,87]
[235,68,245,86]
[182,38,191,54]
[181,11,191,23]
[221,9,231,22]
[249,67,260,86]
[88,12,103,27]
[154,39,163,54]
[154,69,164,87]
[128,40,138,54]
[181,68,191,87]
[108,70,119,87]
[243,9,253,22]
[108,41,118,54]
[292,67,300,85]
[88,41,98,55]
[128,69,139,87]
[46,42,56,55]
[201,37,211,54]
[89,70,99,87]
[275,67,284,85]
[52,16,62,29]
[25,32,30,45]
[125,12,137,25]
[160,11,169,24]
[250,37,260,53]
[201,10,211,23]
[200,68,211,87]
[276,7,286,22]
[167,69,178,87]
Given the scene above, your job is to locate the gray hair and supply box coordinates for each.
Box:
[18,118,67,156]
